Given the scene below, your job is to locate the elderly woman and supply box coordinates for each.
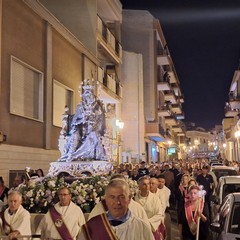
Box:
[178,185,209,240]
[176,174,191,222]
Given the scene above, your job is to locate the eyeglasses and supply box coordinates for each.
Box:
[58,193,70,197]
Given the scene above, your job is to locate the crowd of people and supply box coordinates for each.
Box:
[0,158,239,239]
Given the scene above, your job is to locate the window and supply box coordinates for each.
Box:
[229,203,240,234]
[10,56,43,121]
[219,198,230,229]
[53,80,73,127]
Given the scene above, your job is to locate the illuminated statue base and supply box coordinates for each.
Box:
[48,161,113,177]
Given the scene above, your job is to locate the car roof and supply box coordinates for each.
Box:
[219,175,240,184]
[211,166,235,170]
[228,192,240,202]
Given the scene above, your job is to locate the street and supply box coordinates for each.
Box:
[170,209,181,240]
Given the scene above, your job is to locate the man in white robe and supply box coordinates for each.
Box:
[134,176,165,239]
[0,190,31,240]
[88,197,150,227]
[40,187,85,240]
[88,174,150,226]
[157,176,171,212]
[151,176,171,240]
[78,179,154,240]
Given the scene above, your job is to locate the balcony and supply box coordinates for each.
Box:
[172,125,183,133]
[168,71,177,84]
[145,122,168,142]
[97,16,122,64]
[229,93,240,109]
[224,104,239,117]
[157,43,170,66]
[158,105,172,117]
[97,67,121,103]
[157,73,171,91]
[171,103,182,114]
[164,90,177,104]
[165,113,178,126]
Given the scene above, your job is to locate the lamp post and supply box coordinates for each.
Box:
[116,119,124,164]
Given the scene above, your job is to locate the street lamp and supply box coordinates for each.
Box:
[116,119,124,163]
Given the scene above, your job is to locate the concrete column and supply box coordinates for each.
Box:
[45,22,53,149]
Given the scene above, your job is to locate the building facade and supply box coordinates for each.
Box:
[224,68,240,162]
[0,0,123,185]
[121,10,185,163]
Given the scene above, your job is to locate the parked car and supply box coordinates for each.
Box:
[210,166,238,179]
[210,192,240,239]
[210,162,224,167]
[210,176,240,222]
[209,166,238,188]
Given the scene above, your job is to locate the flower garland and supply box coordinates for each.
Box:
[16,175,138,213]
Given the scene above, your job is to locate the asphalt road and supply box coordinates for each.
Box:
[169,209,181,240]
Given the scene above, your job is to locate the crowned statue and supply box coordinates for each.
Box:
[58,79,107,162]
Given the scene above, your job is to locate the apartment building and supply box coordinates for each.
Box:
[121,10,184,163]
[0,0,123,185]
[224,68,240,162]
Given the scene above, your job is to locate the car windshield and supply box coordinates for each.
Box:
[212,169,238,180]
[229,202,240,234]
[222,184,240,200]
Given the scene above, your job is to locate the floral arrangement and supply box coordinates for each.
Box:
[16,175,138,213]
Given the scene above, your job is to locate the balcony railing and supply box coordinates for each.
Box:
[97,16,122,61]
[164,90,177,104]
[97,67,122,98]
[157,42,170,56]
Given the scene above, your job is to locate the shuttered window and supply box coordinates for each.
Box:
[53,80,73,127]
[10,56,43,121]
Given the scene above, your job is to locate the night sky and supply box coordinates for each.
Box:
[120,0,240,130]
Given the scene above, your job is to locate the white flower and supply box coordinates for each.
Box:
[48,180,56,188]
[26,190,33,198]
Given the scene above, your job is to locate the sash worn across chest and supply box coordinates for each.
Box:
[82,213,118,240]
[184,198,204,235]
[49,207,73,240]
[0,211,12,235]
[179,185,187,197]
[0,187,6,198]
